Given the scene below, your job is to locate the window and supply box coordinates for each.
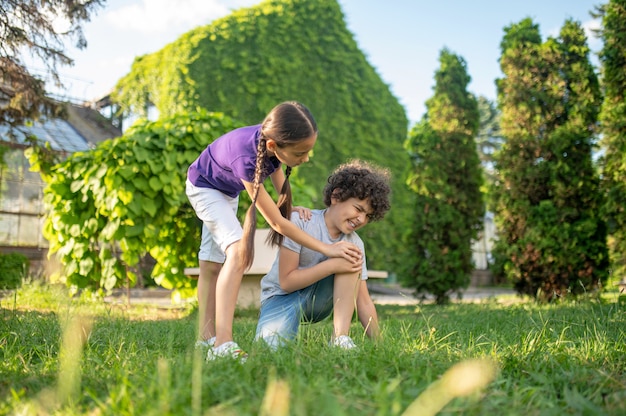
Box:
[0,149,46,247]
[0,116,89,247]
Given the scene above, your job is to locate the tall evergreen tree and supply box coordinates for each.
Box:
[492,18,608,300]
[598,0,626,283]
[404,49,484,304]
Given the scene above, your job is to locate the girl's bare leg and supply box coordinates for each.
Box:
[197,260,221,341]
[214,242,245,347]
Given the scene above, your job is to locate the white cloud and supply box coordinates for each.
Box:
[545,17,602,52]
[103,0,239,35]
[581,18,602,51]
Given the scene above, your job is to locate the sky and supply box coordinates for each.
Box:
[42,0,603,126]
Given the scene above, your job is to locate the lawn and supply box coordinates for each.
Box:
[1,282,625,415]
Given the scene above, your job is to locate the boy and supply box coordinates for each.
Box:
[255,159,391,349]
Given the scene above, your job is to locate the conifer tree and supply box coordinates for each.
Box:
[493,18,608,300]
[404,49,484,304]
[598,0,626,283]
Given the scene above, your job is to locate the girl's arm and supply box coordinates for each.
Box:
[269,169,311,220]
[242,179,361,262]
[277,246,363,293]
[356,280,380,339]
[269,168,286,194]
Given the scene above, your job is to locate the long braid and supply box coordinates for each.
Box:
[240,137,266,270]
[267,165,292,247]
[257,100,317,248]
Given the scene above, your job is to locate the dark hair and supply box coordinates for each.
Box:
[240,101,318,270]
[323,159,391,221]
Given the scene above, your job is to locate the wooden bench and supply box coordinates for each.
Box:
[367,270,389,279]
[183,267,388,280]
[184,229,388,307]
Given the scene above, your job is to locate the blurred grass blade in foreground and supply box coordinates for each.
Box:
[57,315,92,406]
[402,358,498,416]
[260,368,290,416]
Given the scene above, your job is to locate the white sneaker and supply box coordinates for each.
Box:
[207,341,248,362]
[194,336,216,349]
[331,335,357,350]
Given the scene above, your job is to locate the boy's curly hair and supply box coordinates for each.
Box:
[322,159,391,221]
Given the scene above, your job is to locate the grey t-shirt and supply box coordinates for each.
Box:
[259,209,368,303]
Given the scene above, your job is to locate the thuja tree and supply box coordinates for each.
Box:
[598,0,626,283]
[403,49,484,304]
[492,18,608,300]
[111,0,413,275]
[28,111,246,293]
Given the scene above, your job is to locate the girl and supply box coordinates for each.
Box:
[186,101,361,361]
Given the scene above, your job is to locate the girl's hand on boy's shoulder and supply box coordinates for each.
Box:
[292,206,312,221]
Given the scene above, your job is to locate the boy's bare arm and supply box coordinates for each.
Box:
[278,247,362,293]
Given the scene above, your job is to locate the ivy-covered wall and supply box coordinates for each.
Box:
[113,0,414,275]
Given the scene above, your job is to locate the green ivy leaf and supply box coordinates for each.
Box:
[79,257,94,275]
[133,146,151,162]
[148,176,163,191]
[143,198,158,217]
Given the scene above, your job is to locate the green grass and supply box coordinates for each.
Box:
[1,282,625,415]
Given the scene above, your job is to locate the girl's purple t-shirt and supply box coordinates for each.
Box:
[187,124,281,198]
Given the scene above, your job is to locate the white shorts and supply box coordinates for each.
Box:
[186,179,241,263]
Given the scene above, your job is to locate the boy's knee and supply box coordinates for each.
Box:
[254,332,285,350]
[255,323,293,350]
[255,315,296,350]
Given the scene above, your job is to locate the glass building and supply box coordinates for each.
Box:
[0,103,121,275]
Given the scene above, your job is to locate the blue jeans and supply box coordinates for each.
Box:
[255,275,335,349]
